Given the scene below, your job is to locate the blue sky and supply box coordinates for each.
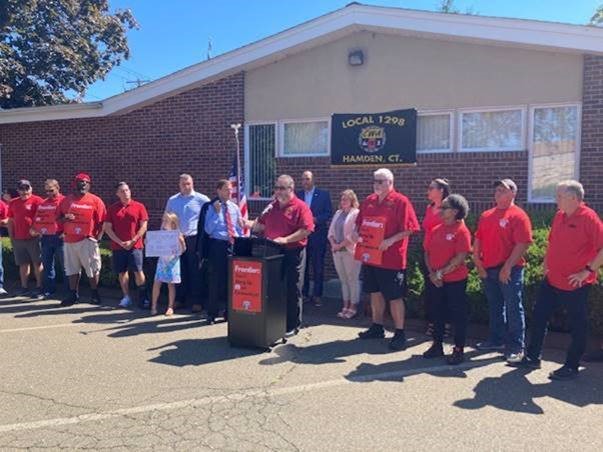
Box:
[85,0,601,101]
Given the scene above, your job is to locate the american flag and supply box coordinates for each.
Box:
[228,154,249,236]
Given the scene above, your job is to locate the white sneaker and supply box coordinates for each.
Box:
[118,295,132,308]
[506,351,525,363]
[0,288,8,296]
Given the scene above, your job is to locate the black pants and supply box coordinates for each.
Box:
[527,281,590,370]
[432,279,468,348]
[206,238,232,318]
[176,235,205,308]
[303,232,327,298]
[282,247,306,332]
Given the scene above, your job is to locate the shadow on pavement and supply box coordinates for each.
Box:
[454,364,603,414]
[147,337,264,367]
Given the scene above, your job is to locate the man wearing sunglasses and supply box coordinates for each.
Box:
[30,179,65,299]
[355,168,420,351]
[7,179,44,298]
[243,175,314,336]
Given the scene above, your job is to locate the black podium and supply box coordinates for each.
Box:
[227,237,286,349]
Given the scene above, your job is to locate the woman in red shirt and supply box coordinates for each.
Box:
[423,194,472,365]
[422,178,450,336]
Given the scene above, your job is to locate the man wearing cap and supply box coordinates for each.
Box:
[7,180,44,298]
[165,174,210,312]
[57,173,106,306]
[473,178,533,363]
[104,182,150,309]
[0,197,9,296]
[518,180,602,380]
[30,179,65,298]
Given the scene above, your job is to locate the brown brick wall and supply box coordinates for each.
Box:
[0,72,245,225]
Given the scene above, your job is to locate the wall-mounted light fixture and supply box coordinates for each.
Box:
[348,49,364,66]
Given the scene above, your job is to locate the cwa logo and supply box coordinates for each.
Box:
[358,126,386,153]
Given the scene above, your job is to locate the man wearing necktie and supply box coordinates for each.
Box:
[297,171,332,307]
[204,179,243,324]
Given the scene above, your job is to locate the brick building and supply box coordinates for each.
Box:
[1,3,602,224]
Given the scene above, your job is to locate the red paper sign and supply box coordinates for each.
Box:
[354,216,385,265]
[32,204,58,235]
[231,259,263,313]
[63,202,94,238]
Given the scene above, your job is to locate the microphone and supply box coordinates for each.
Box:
[259,202,273,218]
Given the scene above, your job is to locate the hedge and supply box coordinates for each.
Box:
[2,210,602,335]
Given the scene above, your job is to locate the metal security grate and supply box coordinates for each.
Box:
[247,124,276,199]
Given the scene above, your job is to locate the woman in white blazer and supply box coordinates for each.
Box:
[328,189,362,319]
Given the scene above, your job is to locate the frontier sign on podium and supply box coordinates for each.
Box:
[231,260,262,314]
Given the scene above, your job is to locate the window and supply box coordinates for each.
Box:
[529,104,580,202]
[460,108,525,152]
[245,123,277,200]
[417,113,452,153]
[280,119,329,157]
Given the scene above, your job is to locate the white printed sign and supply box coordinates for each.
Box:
[145,230,180,257]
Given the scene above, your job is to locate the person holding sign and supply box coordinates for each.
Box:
[151,213,186,316]
[57,173,106,306]
[243,175,315,336]
[104,182,149,309]
[204,179,243,324]
[30,179,65,298]
[7,179,44,299]
[355,168,420,351]
[422,194,472,365]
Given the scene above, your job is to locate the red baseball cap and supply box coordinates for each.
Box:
[74,173,91,183]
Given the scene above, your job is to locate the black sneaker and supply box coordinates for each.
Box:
[30,289,45,300]
[388,333,407,351]
[511,356,541,369]
[60,292,79,307]
[90,290,101,305]
[447,347,464,365]
[549,365,579,381]
[358,324,385,340]
[423,342,444,359]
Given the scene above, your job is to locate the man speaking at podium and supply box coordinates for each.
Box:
[243,175,315,336]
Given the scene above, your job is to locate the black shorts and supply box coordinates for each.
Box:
[362,265,407,301]
[112,249,144,273]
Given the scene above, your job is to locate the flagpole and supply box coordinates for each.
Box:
[230,123,242,204]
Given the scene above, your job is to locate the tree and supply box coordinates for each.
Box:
[438,0,459,14]
[0,0,138,109]
[591,5,603,25]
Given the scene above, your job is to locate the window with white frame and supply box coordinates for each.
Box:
[460,108,524,152]
[280,120,329,157]
[246,123,277,200]
[417,113,452,153]
[529,105,580,202]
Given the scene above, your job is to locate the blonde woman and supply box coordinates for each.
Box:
[328,189,361,319]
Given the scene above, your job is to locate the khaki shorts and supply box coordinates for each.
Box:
[63,239,102,277]
[12,238,42,266]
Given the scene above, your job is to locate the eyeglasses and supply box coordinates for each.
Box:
[373,179,387,184]
[274,186,289,191]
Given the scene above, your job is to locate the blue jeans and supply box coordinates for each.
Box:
[0,239,4,289]
[41,235,64,294]
[482,266,526,353]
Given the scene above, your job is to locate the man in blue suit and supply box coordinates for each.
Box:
[297,171,332,306]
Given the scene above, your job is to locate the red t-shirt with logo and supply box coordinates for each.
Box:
[545,204,602,291]
[422,204,443,249]
[0,200,7,222]
[425,221,472,282]
[33,195,65,235]
[106,200,149,250]
[258,196,315,248]
[356,190,420,270]
[58,193,107,243]
[475,204,533,268]
[7,195,44,240]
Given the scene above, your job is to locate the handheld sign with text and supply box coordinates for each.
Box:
[354,216,386,266]
[331,108,417,166]
[231,260,263,313]
[145,230,180,257]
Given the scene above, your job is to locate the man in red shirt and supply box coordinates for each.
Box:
[104,182,149,309]
[0,198,8,296]
[7,179,44,298]
[473,179,533,363]
[355,168,420,351]
[519,180,603,380]
[57,173,106,306]
[30,179,65,298]
[245,174,315,335]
